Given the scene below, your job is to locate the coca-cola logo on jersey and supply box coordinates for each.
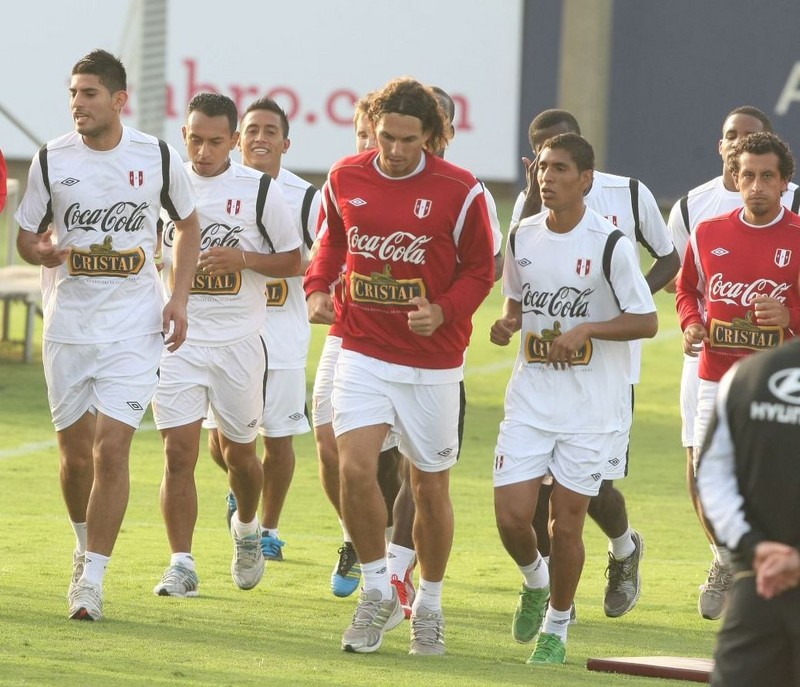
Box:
[521,284,594,318]
[347,226,432,265]
[163,222,244,249]
[707,272,792,306]
[63,202,149,233]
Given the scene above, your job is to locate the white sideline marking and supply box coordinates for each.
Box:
[0,422,157,460]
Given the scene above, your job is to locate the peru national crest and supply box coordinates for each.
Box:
[129,170,144,188]
[775,248,792,268]
[227,199,242,216]
[576,258,591,277]
[414,198,432,219]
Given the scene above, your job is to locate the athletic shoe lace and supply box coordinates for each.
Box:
[336,544,358,576]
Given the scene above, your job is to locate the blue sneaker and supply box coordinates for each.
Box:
[225,491,237,529]
[261,532,285,562]
[331,542,361,598]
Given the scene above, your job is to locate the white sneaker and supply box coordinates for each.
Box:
[341,587,404,653]
[409,604,446,655]
[154,564,199,597]
[231,528,265,590]
[67,550,85,599]
[68,580,103,621]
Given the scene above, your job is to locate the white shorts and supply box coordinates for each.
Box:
[312,335,399,450]
[152,333,267,443]
[43,334,162,431]
[494,420,614,496]
[681,355,700,447]
[259,368,310,438]
[692,378,719,472]
[332,353,459,473]
[311,334,341,428]
[604,385,634,481]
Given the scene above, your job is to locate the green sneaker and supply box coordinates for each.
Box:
[526,632,566,665]
[512,584,549,643]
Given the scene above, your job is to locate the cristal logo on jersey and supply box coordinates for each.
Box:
[189,268,242,295]
[775,248,792,268]
[265,279,288,307]
[525,321,593,365]
[68,235,146,278]
[414,198,432,219]
[227,199,242,216]
[350,264,426,305]
[347,226,432,264]
[521,283,594,318]
[576,259,591,277]
[709,311,783,352]
[129,170,144,188]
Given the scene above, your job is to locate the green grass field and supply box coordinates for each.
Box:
[0,201,719,686]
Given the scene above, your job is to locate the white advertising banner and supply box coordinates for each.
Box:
[1,0,523,180]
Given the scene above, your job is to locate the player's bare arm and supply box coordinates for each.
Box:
[198,245,300,279]
[407,296,444,337]
[307,290,336,325]
[518,156,543,221]
[490,298,522,346]
[163,209,201,352]
[683,322,709,356]
[548,312,658,369]
[644,247,681,294]
[16,228,70,268]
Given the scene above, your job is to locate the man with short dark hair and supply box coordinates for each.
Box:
[151,93,300,598]
[667,106,800,620]
[492,132,658,664]
[511,109,677,622]
[15,48,201,621]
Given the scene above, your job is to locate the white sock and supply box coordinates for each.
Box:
[609,527,635,559]
[361,558,391,600]
[385,525,394,544]
[542,555,550,567]
[231,513,260,538]
[170,552,195,571]
[519,553,549,589]
[81,551,110,587]
[339,519,351,543]
[712,544,732,567]
[387,543,416,579]
[413,578,443,613]
[542,604,571,641]
[71,521,87,554]
[263,528,279,539]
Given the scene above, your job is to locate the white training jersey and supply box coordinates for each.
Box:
[160,161,300,346]
[262,167,321,369]
[15,126,195,344]
[502,207,656,433]
[667,175,800,264]
[512,170,673,383]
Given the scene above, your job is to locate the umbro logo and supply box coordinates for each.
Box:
[711,247,729,257]
[349,198,367,207]
[61,177,80,186]
[591,472,602,481]
[126,401,143,411]
[517,258,531,267]
[289,413,304,421]
[247,419,258,428]
[609,457,620,466]
[437,448,453,457]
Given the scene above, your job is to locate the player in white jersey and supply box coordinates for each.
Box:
[491,133,657,664]
[665,105,800,620]
[511,109,678,618]
[151,93,300,598]
[15,49,201,621]
[204,97,320,563]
